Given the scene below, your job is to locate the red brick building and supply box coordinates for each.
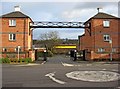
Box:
[79,12,120,60]
[0,6,35,61]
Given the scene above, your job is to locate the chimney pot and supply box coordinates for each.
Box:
[14,6,20,11]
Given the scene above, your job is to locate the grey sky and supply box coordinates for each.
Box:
[1,2,118,39]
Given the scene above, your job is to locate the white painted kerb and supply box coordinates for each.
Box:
[66,71,120,82]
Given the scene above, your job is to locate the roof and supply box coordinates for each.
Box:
[1,11,30,18]
[84,12,119,24]
[92,12,118,19]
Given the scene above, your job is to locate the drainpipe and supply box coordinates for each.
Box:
[24,19,26,57]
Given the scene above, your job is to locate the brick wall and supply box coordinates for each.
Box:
[1,17,33,59]
[80,18,120,60]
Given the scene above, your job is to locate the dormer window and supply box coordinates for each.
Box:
[103,20,110,27]
[9,19,16,26]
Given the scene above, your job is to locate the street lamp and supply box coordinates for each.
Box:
[109,39,112,61]
[18,46,21,62]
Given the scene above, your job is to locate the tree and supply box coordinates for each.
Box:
[36,31,61,52]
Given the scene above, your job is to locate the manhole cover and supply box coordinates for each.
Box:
[66,71,120,82]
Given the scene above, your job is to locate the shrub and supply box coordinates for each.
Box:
[19,58,32,63]
[47,50,53,57]
[37,50,53,58]
[19,58,24,63]
[25,58,32,63]
[112,58,120,61]
[10,59,18,62]
[0,58,2,64]
[37,52,43,57]
[0,58,10,63]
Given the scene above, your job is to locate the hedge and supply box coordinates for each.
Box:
[37,50,53,58]
[0,58,10,63]
[0,58,32,64]
[19,58,32,63]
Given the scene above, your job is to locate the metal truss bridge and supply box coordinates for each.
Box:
[30,21,90,28]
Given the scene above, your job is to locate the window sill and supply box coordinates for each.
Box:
[103,26,110,28]
[9,26,16,27]
[104,40,110,42]
[96,52,106,54]
[9,40,16,42]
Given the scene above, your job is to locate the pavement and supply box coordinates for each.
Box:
[2,55,120,88]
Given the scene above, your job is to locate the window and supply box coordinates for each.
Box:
[98,48,105,52]
[15,47,21,52]
[103,20,110,27]
[103,35,110,41]
[9,19,16,26]
[3,48,7,52]
[112,48,116,52]
[9,34,16,41]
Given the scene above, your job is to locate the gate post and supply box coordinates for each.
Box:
[83,49,87,61]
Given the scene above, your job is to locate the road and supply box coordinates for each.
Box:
[2,55,120,88]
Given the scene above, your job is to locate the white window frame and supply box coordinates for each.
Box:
[98,48,105,52]
[9,19,16,26]
[15,47,21,52]
[103,20,110,27]
[103,34,110,42]
[9,33,16,41]
[3,48,7,52]
[112,48,116,52]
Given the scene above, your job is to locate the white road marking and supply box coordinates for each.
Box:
[41,61,46,64]
[112,69,118,72]
[86,64,92,66]
[117,87,120,89]
[61,62,74,67]
[66,71,120,82]
[102,69,107,70]
[45,72,66,84]
[13,63,40,66]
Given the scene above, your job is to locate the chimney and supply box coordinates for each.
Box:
[97,7,102,13]
[14,6,20,12]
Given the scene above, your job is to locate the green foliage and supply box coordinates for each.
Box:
[0,57,32,64]
[47,50,53,57]
[10,59,18,62]
[37,52,43,57]
[25,58,32,63]
[112,58,120,61]
[0,58,10,63]
[19,58,32,63]
[0,58,2,64]
[37,50,53,58]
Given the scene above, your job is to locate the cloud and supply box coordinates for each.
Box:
[74,2,117,10]
[61,8,96,22]
[61,2,118,21]
[2,2,118,39]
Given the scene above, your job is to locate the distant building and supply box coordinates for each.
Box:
[79,12,120,60]
[53,44,77,54]
[33,39,78,54]
[0,6,35,60]
[53,39,78,54]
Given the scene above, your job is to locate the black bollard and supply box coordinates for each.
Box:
[73,50,77,61]
[43,50,47,61]
[70,50,74,60]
